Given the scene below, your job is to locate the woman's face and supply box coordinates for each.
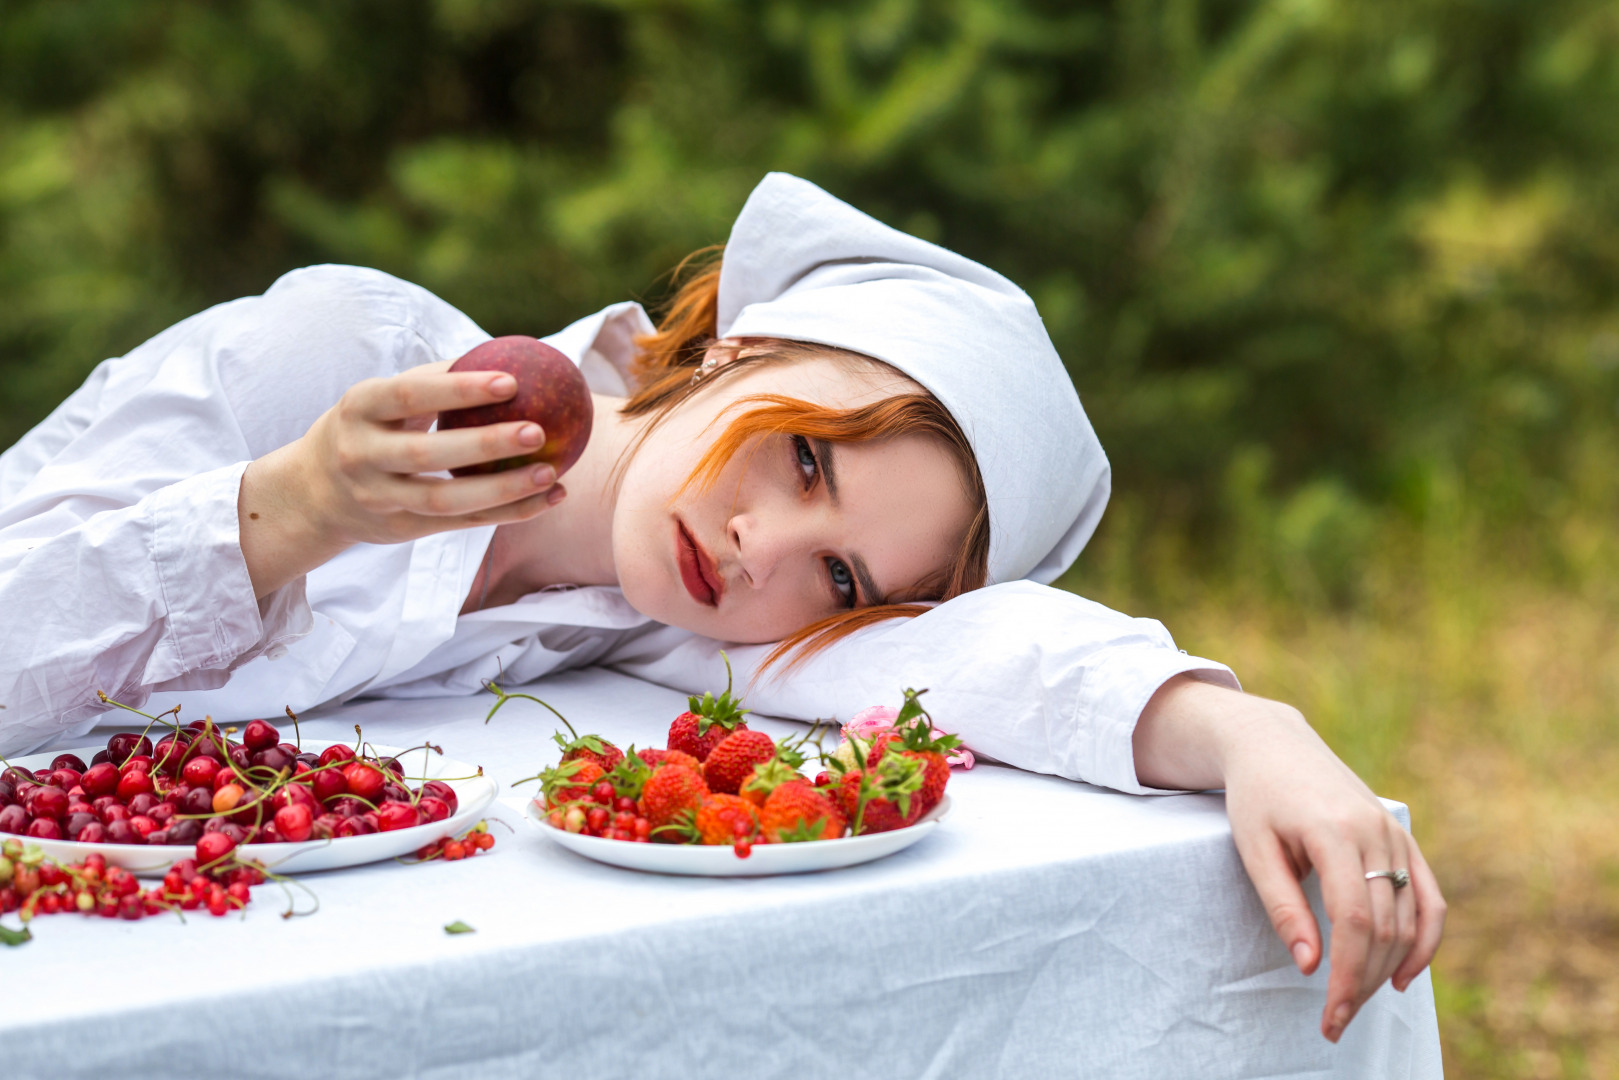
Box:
[612,347,976,644]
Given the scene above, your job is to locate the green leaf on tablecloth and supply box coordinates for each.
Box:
[0,924,32,946]
[444,920,475,935]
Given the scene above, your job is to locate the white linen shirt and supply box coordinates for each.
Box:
[0,265,1236,792]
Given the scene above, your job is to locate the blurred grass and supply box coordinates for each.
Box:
[1064,502,1619,1079]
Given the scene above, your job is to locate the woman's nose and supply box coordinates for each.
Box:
[729,509,811,590]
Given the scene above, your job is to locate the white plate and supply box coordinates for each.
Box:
[4,739,497,877]
[525,794,950,877]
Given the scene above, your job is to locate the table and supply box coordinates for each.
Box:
[2,668,1443,1079]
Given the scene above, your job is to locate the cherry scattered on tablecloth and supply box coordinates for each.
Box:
[0,697,469,848]
[408,820,497,862]
[0,833,267,927]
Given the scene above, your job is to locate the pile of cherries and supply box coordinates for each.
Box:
[0,835,263,921]
[0,716,461,847]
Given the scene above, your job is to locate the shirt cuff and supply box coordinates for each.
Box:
[1074,645,1241,795]
[144,462,313,683]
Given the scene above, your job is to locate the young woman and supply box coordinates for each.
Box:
[0,173,1441,1041]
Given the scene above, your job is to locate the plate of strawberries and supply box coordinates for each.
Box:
[499,662,964,877]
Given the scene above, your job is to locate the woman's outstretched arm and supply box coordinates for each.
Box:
[1134,675,1446,1042]
[606,579,1444,1041]
[0,265,548,754]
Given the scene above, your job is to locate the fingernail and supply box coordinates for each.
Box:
[490,374,516,394]
[530,465,555,487]
[517,423,543,445]
[1291,942,1310,970]
[1329,1003,1352,1039]
[547,485,566,506]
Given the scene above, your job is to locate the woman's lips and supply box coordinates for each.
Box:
[676,521,724,607]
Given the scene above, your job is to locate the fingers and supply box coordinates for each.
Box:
[1391,836,1447,991]
[1237,829,1324,976]
[1313,815,1421,1042]
[369,421,547,475]
[372,463,559,519]
[1308,835,1372,1042]
[347,368,517,423]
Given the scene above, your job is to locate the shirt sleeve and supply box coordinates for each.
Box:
[0,264,484,756]
[603,579,1240,795]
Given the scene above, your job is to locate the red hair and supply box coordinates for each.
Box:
[622,249,990,669]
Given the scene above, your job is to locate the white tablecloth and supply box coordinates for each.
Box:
[2,669,1443,1079]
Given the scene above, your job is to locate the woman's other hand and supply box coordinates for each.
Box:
[1133,676,1446,1043]
[238,360,563,596]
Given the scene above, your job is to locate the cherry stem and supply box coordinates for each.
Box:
[285,706,302,752]
[480,679,575,735]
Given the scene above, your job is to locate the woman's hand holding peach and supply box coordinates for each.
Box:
[238,361,563,597]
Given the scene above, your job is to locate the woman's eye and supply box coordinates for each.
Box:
[826,557,855,607]
[792,435,819,487]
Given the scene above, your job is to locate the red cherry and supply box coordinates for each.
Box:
[115,769,154,802]
[242,718,279,751]
[317,744,357,768]
[592,781,615,805]
[376,802,420,832]
[333,815,375,838]
[342,762,386,803]
[182,757,219,787]
[74,820,108,843]
[310,767,348,804]
[0,805,26,834]
[417,796,451,823]
[195,831,236,866]
[99,802,129,825]
[120,755,155,775]
[273,804,314,842]
[48,768,81,790]
[128,815,157,839]
[104,819,140,844]
[420,780,459,814]
[80,762,117,798]
[50,753,88,772]
[586,807,610,833]
[106,732,152,766]
[272,782,319,815]
[30,785,68,820]
[24,817,62,840]
[250,746,294,773]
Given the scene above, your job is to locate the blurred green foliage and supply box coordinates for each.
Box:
[4,0,1619,599]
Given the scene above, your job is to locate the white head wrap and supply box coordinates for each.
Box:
[717,173,1111,586]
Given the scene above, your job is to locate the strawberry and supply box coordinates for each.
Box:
[866,688,961,815]
[639,747,701,772]
[863,732,903,769]
[667,652,750,762]
[559,736,622,775]
[759,781,845,843]
[739,758,804,808]
[638,763,709,836]
[694,793,759,856]
[703,729,778,795]
[837,752,926,834]
[514,759,604,810]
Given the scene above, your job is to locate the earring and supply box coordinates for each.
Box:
[689,353,722,386]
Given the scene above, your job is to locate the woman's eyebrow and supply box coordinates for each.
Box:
[813,437,840,505]
[850,554,886,606]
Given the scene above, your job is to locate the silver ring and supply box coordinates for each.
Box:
[1365,869,1411,889]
